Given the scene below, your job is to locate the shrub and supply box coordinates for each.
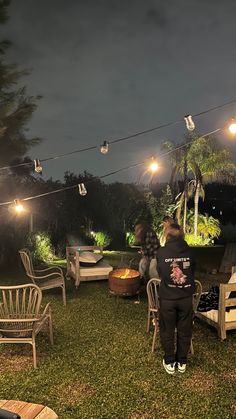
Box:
[93,231,111,248]
[126,231,136,246]
[27,232,54,262]
[184,234,211,247]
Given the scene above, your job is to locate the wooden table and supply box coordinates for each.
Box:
[0,400,58,419]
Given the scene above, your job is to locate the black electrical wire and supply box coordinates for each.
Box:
[0,127,221,206]
[0,97,235,172]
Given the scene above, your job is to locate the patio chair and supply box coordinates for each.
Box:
[19,249,66,306]
[0,283,53,368]
[190,279,202,354]
[146,278,160,352]
[147,279,202,353]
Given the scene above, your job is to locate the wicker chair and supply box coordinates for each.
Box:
[146,279,202,354]
[19,249,66,306]
[0,284,53,368]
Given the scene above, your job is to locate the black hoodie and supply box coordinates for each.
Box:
[157,237,195,300]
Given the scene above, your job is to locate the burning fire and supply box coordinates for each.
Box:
[120,269,131,279]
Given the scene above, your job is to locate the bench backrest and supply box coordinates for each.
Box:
[219,283,236,315]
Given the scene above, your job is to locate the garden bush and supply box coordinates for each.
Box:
[125,231,136,247]
[27,232,54,262]
[93,231,111,248]
[185,234,211,246]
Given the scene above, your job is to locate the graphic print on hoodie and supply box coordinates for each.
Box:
[170,260,187,285]
[157,238,195,300]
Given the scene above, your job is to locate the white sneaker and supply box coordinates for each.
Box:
[163,359,175,375]
[177,362,186,373]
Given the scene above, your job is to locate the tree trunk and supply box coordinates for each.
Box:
[183,156,188,234]
[194,182,200,237]
[183,194,187,233]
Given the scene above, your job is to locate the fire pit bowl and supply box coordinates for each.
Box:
[109,268,141,297]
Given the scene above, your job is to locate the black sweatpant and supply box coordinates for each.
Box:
[159,296,193,364]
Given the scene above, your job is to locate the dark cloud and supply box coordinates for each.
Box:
[1,0,236,183]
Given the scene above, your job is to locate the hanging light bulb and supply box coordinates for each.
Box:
[34,159,42,174]
[14,199,25,213]
[100,141,109,154]
[184,115,195,131]
[149,158,159,173]
[78,183,87,196]
[228,119,236,134]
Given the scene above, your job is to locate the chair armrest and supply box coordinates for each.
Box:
[35,266,64,275]
[41,302,51,317]
[27,272,64,280]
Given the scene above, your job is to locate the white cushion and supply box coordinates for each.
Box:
[79,251,103,264]
[200,309,236,323]
[70,259,112,277]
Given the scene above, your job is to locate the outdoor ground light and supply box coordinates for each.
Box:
[100,141,109,154]
[14,199,25,213]
[228,119,236,134]
[34,159,42,174]
[78,183,87,196]
[184,115,195,131]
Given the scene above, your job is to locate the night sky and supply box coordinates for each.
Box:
[2,0,236,182]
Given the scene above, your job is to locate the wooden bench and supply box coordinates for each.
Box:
[196,282,236,340]
[66,246,113,287]
[0,400,58,418]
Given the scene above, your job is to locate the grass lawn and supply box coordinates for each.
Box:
[0,249,235,418]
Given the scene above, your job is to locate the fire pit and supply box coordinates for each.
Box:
[109,268,141,297]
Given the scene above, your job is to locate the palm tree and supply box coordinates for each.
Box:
[175,180,196,231]
[162,140,190,231]
[162,135,195,232]
[186,137,236,236]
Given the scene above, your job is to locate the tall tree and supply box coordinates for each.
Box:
[0,0,42,265]
[0,0,41,171]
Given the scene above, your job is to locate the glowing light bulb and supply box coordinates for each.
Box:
[14,199,25,213]
[229,120,236,134]
[78,183,87,196]
[34,159,42,174]
[184,115,195,131]
[100,141,109,154]
[150,161,159,173]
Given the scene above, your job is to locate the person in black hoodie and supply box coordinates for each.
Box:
[156,224,195,375]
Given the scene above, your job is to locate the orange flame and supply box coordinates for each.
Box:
[120,269,131,279]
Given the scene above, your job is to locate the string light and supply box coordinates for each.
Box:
[149,159,159,173]
[14,199,25,213]
[0,97,235,173]
[100,141,109,154]
[228,119,236,134]
[0,127,226,207]
[184,115,195,131]
[78,183,87,196]
[34,159,43,174]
